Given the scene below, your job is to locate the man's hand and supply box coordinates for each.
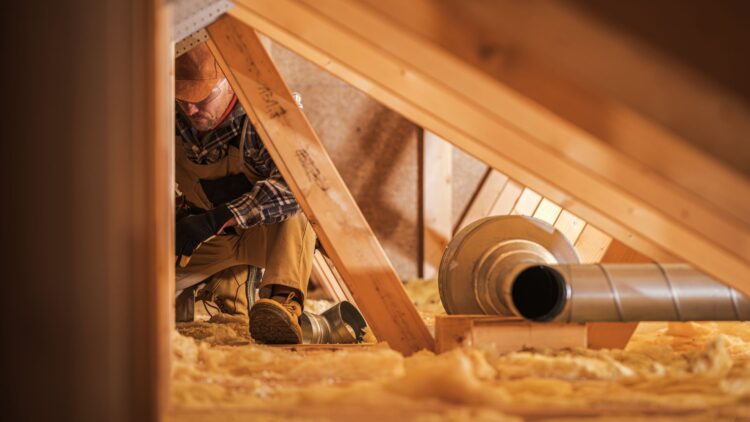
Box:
[176,204,234,267]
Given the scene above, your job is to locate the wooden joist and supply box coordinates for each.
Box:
[230,0,750,296]
[207,16,433,355]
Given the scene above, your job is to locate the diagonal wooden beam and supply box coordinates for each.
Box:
[206,15,433,354]
[310,250,353,304]
[229,0,750,295]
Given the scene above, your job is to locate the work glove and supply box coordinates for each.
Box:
[176,204,234,267]
[175,194,205,222]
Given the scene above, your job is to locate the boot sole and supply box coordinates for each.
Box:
[249,301,303,344]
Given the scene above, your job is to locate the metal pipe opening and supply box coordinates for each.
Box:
[512,265,567,321]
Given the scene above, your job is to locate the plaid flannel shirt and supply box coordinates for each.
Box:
[176,102,300,229]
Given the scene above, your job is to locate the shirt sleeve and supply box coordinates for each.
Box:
[225,122,300,228]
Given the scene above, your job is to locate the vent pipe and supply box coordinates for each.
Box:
[439,216,750,322]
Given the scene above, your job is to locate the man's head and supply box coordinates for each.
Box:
[175,43,235,131]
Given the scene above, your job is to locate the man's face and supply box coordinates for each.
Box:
[177,78,234,132]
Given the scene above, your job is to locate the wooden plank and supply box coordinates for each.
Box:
[434,315,478,353]
[533,198,563,225]
[206,16,433,355]
[554,210,586,244]
[511,187,543,216]
[349,0,750,226]
[420,131,452,278]
[230,0,750,296]
[310,250,352,303]
[574,225,613,263]
[454,169,508,233]
[435,315,586,354]
[490,179,524,215]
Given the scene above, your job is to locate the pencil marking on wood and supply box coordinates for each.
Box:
[296,149,330,191]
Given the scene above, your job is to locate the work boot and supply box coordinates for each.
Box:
[249,292,303,344]
[196,265,251,316]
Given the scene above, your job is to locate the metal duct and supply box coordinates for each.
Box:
[511,263,750,322]
[299,301,368,344]
[439,215,750,322]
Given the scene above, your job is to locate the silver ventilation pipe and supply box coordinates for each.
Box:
[509,263,750,322]
[438,215,750,322]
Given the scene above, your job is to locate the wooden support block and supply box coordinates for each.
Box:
[435,315,587,354]
[207,16,433,355]
[420,131,452,278]
[586,322,638,350]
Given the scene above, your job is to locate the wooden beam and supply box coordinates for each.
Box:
[206,16,433,355]
[230,0,750,296]
[419,131,452,278]
[310,250,353,303]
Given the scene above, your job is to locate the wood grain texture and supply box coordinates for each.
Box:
[268,41,422,279]
[511,188,543,216]
[435,315,587,354]
[230,0,750,295]
[420,131,452,278]
[310,250,353,303]
[207,16,433,354]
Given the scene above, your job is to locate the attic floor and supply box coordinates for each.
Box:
[170,279,750,421]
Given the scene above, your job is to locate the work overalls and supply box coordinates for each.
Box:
[174,119,315,308]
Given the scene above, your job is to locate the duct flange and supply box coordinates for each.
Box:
[439,216,579,315]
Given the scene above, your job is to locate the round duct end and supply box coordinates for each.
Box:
[512,265,567,321]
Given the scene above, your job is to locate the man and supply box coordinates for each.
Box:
[173,43,315,344]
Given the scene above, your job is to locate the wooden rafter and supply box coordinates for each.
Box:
[207,16,433,354]
[229,0,750,295]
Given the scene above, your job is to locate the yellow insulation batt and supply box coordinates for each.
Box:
[172,281,750,420]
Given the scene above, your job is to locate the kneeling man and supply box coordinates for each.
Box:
[174,43,315,344]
